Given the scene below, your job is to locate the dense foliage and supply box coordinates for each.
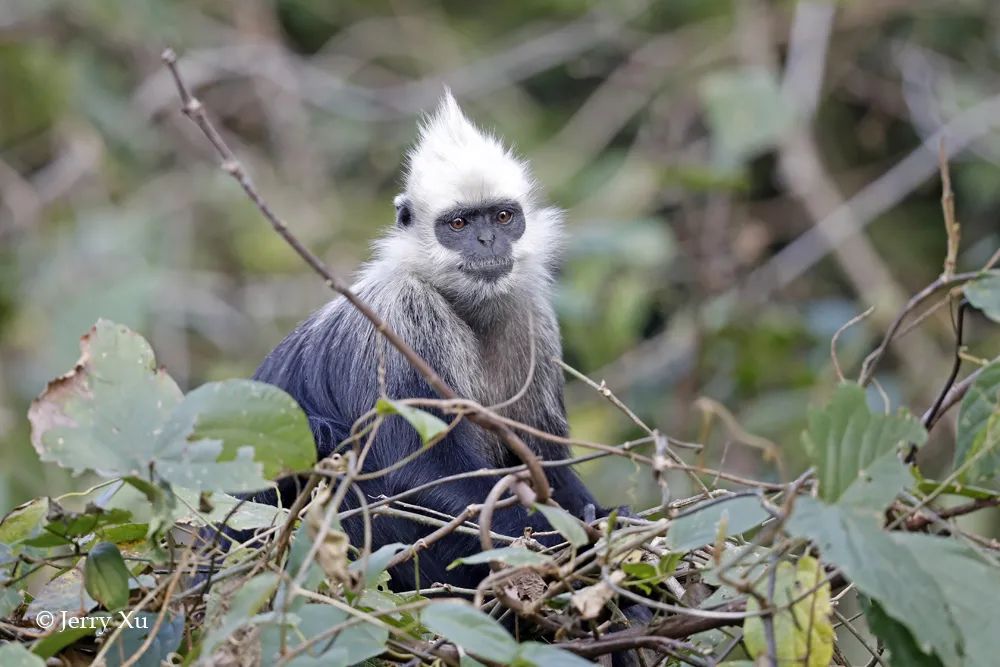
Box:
[2,1,1000,665]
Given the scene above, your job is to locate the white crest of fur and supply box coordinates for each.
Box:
[363,91,564,300]
[404,90,535,216]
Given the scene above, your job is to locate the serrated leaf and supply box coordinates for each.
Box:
[0,643,45,667]
[864,599,944,667]
[448,547,553,570]
[965,271,1000,322]
[802,384,926,508]
[422,601,517,663]
[376,398,448,444]
[514,641,594,667]
[743,555,833,667]
[954,361,1000,482]
[533,503,588,547]
[259,603,388,665]
[159,380,315,482]
[667,495,769,551]
[787,497,1000,667]
[103,610,185,667]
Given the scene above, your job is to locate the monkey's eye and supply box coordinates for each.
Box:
[449,218,467,231]
[496,210,513,224]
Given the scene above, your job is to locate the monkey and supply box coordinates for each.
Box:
[251,97,653,662]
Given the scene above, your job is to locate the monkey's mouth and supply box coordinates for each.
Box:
[459,257,514,281]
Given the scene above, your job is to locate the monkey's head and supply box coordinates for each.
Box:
[376,91,562,304]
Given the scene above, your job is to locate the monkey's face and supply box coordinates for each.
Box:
[431,200,526,283]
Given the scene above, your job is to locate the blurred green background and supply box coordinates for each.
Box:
[1,0,998,513]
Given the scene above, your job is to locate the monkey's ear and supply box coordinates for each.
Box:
[394,193,412,228]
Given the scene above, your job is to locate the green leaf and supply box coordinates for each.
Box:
[954,360,1000,482]
[864,599,944,667]
[448,547,553,570]
[422,601,517,663]
[0,643,45,667]
[160,380,315,483]
[514,641,594,667]
[28,322,315,494]
[25,568,97,621]
[28,320,183,477]
[103,610,185,667]
[743,555,834,667]
[787,497,1000,666]
[0,497,49,546]
[533,503,588,547]
[349,542,406,587]
[84,542,130,611]
[965,271,1000,322]
[172,488,289,531]
[0,587,21,618]
[201,572,280,657]
[29,615,104,658]
[22,502,132,548]
[376,398,448,444]
[259,603,387,666]
[667,495,769,551]
[802,384,926,509]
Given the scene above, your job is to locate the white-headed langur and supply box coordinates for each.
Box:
[253,93,647,653]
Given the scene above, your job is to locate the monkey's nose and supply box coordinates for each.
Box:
[477,231,495,246]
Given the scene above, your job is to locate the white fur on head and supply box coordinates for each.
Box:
[403,90,536,217]
[364,90,563,303]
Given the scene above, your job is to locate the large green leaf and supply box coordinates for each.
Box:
[864,599,945,667]
[965,271,1000,322]
[954,360,1000,482]
[667,495,769,551]
[159,380,315,482]
[28,320,183,477]
[28,321,315,493]
[802,384,926,509]
[787,497,1000,666]
[422,601,517,663]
